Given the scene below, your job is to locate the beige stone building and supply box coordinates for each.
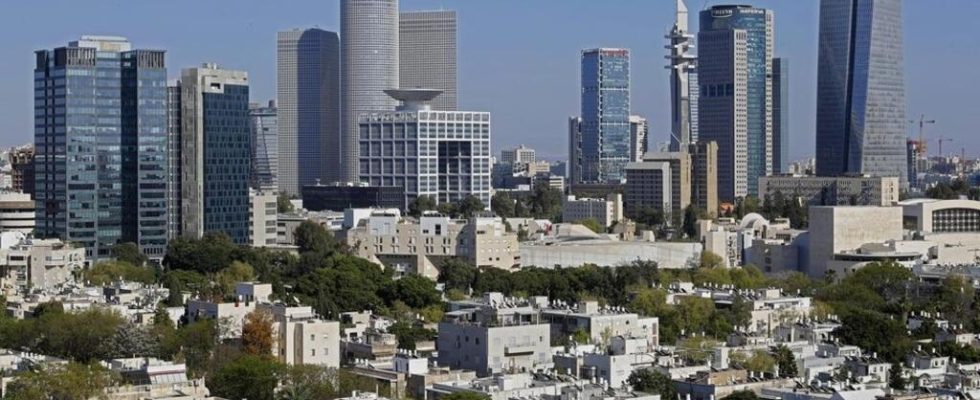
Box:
[0,238,84,292]
[258,303,341,368]
[625,152,691,223]
[807,206,903,278]
[346,211,519,279]
[757,175,899,206]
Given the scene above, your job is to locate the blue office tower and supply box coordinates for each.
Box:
[815,0,907,188]
[698,5,774,201]
[580,48,630,184]
[34,36,168,260]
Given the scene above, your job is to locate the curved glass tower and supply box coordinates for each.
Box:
[341,0,400,182]
[815,0,907,188]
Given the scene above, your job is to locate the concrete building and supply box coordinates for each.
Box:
[341,0,400,182]
[358,89,491,208]
[7,146,34,198]
[758,175,900,206]
[562,194,623,229]
[807,206,903,278]
[500,145,535,166]
[438,292,552,376]
[0,238,85,292]
[625,152,691,223]
[185,282,272,339]
[346,211,519,278]
[258,304,341,368]
[399,10,457,111]
[0,192,35,234]
[689,141,719,215]
[772,58,789,174]
[427,373,659,400]
[698,6,775,201]
[540,300,659,348]
[249,189,278,247]
[177,64,251,244]
[580,48,631,183]
[248,100,278,191]
[277,28,341,195]
[35,36,168,260]
[816,0,908,187]
[903,199,980,234]
[667,0,697,152]
[520,231,701,269]
[629,116,648,162]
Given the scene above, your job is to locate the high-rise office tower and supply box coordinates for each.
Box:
[772,58,789,174]
[166,83,182,240]
[34,36,168,260]
[666,0,697,152]
[689,141,719,216]
[358,89,491,208]
[698,5,774,201]
[341,0,400,182]
[250,101,279,191]
[689,71,700,143]
[629,115,648,162]
[177,64,251,244]
[815,0,907,187]
[568,116,583,185]
[580,48,630,183]
[276,29,341,195]
[400,10,457,111]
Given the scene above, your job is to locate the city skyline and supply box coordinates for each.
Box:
[0,1,978,162]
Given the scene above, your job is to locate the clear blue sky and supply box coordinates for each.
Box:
[1,1,977,161]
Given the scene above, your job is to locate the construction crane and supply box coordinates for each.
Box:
[910,115,936,157]
[937,135,954,158]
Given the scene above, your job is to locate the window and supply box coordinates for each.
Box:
[312,349,316,356]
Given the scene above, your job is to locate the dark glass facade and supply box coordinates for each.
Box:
[580,48,630,183]
[302,184,405,211]
[34,38,168,260]
[202,84,251,244]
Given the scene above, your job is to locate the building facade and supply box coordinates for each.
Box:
[7,147,34,198]
[302,183,406,212]
[807,206,903,278]
[399,10,457,111]
[757,175,900,207]
[667,0,697,152]
[249,189,278,247]
[689,141,719,215]
[259,304,341,368]
[500,145,535,166]
[698,6,774,201]
[567,116,583,185]
[178,64,252,244]
[772,58,789,174]
[277,28,341,195]
[0,192,35,235]
[341,0,400,182]
[562,194,623,229]
[34,36,168,260]
[624,152,691,224]
[815,0,907,187]
[629,115,648,162]
[249,101,279,191]
[358,89,491,208]
[580,48,630,184]
[166,84,182,240]
[1,238,85,292]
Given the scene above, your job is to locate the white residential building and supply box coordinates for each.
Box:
[562,194,624,228]
[259,304,341,368]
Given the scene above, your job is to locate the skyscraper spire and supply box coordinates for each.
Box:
[666,0,696,152]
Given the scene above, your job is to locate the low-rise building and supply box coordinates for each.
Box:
[0,237,85,292]
[258,304,340,368]
[426,372,660,400]
[0,192,34,235]
[184,282,272,339]
[808,206,904,278]
[562,194,623,228]
[540,300,658,348]
[757,175,900,207]
[250,189,278,247]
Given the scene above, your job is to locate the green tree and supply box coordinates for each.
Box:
[438,258,477,292]
[112,242,148,266]
[699,251,725,269]
[744,350,776,373]
[441,392,491,400]
[277,365,338,400]
[215,261,257,298]
[381,275,441,309]
[627,369,677,399]
[84,260,157,286]
[634,207,665,227]
[491,191,516,218]
[4,362,117,400]
[277,194,295,213]
[164,233,237,274]
[888,362,907,390]
[528,184,563,220]
[207,355,284,400]
[456,195,487,219]
[722,390,760,400]
[773,345,798,377]
[179,319,219,378]
[293,220,339,254]
[102,322,159,359]
[408,195,437,218]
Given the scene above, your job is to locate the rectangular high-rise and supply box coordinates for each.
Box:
[249,101,279,191]
[625,152,691,225]
[358,89,491,208]
[34,36,168,260]
[277,29,341,195]
[399,10,457,111]
[166,83,182,240]
[815,0,907,187]
[772,58,789,174]
[178,64,251,244]
[580,48,630,184]
[698,5,774,202]
[629,115,648,162]
[341,0,400,182]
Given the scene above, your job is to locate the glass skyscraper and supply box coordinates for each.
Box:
[816,0,907,187]
[276,28,340,195]
[698,5,774,201]
[34,36,168,260]
[773,58,789,174]
[580,48,630,183]
[177,64,251,244]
